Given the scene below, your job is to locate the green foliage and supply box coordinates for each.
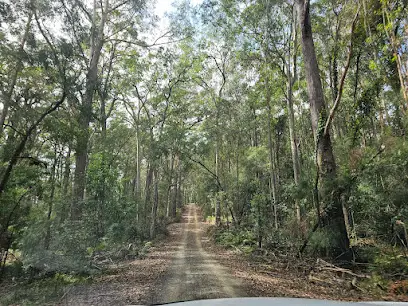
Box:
[0,273,88,306]
[19,219,94,275]
[372,253,408,277]
[214,227,257,252]
[308,229,335,255]
[0,0,407,302]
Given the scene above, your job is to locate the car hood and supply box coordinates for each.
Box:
[150,297,408,306]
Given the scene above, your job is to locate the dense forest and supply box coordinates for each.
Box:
[0,0,407,298]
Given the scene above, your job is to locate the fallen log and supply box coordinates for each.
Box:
[315,258,370,279]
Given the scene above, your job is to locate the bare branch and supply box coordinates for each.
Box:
[108,0,131,13]
[61,0,89,67]
[0,92,67,194]
[33,8,66,79]
[74,0,93,21]
[3,124,25,136]
[107,33,191,48]
[187,156,223,191]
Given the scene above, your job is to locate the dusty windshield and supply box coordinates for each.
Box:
[0,0,407,305]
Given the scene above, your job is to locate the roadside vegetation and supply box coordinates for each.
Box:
[0,0,408,304]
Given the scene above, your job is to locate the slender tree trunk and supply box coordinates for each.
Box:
[61,147,71,222]
[266,84,278,229]
[252,107,258,147]
[165,184,172,218]
[286,7,302,225]
[135,107,141,221]
[62,148,71,196]
[71,120,89,220]
[171,154,179,218]
[296,0,349,251]
[215,88,222,225]
[330,16,342,139]
[287,73,301,224]
[0,11,33,138]
[150,170,159,239]
[176,173,182,209]
[45,148,58,250]
[215,143,221,226]
[215,104,221,226]
[144,163,154,226]
[171,174,178,218]
[176,159,183,210]
[331,17,340,105]
[166,153,175,217]
[382,8,408,107]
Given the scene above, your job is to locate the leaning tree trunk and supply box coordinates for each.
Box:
[296,0,349,251]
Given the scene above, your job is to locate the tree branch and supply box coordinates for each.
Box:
[187,156,223,191]
[323,8,359,137]
[0,92,66,194]
[3,124,25,136]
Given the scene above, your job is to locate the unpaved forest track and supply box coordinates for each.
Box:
[144,204,248,304]
[63,204,247,306]
[62,204,391,305]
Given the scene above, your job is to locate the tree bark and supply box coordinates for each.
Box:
[382,7,408,108]
[287,88,301,224]
[150,170,159,239]
[61,147,71,222]
[176,172,182,209]
[171,154,180,218]
[171,174,178,218]
[215,147,221,226]
[135,102,141,221]
[45,148,58,250]
[296,0,350,251]
[166,152,175,217]
[144,164,154,225]
[71,0,109,220]
[266,83,278,229]
[286,19,302,224]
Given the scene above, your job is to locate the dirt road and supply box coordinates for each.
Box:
[63,204,247,305]
[145,204,247,304]
[63,204,386,305]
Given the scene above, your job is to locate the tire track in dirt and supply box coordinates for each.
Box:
[61,204,405,305]
[63,204,247,305]
[145,204,247,304]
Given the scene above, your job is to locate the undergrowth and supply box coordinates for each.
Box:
[210,226,257,254]
[0,213,180,306]
[0,273,89,306]
[209,225,408,298]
